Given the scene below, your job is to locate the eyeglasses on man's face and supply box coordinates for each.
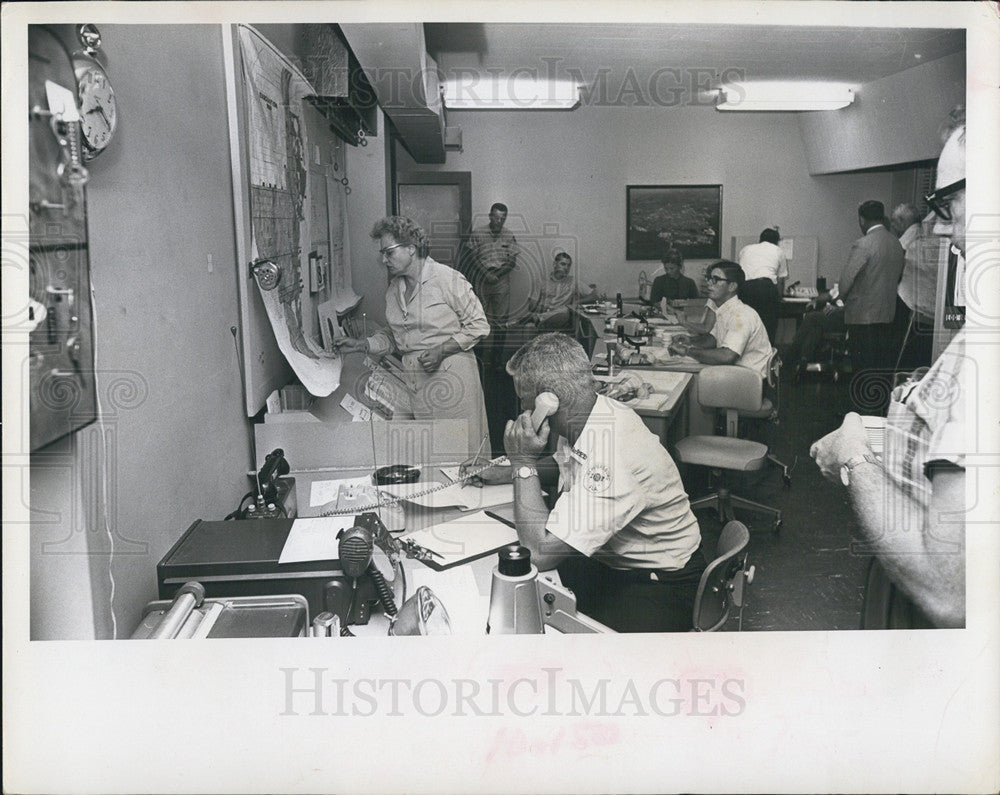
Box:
[924,178,965,222]
[379,242,405,258]
[706,274,731,285]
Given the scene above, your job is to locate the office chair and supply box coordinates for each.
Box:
[738,348,792,487]
[692,520,755,631]
[802,329,851,382]
[674,365,783,533]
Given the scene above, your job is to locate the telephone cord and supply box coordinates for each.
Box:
[318,454,510,517]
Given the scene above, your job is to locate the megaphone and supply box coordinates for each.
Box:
[486,545,615,634]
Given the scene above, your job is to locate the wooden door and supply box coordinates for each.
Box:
[394,171,471,268]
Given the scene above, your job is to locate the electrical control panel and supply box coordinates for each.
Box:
[28,26,98,450]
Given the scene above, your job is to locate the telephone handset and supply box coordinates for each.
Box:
[530,391,559,433]
[320,391,560,519]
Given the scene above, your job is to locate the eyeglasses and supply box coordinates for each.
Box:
[924,178,965,222]
[706,275,732,285]
[379,243,405,258]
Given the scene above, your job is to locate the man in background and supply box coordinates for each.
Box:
[891,203,939,370]
[810,109,967,629]
[738,227,788,340]
[520,251,593,330]
[838,199,905,412]
[464,202,519,369]
[668,260,771,379]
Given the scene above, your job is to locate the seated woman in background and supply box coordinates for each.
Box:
[648,248,699,315]
[335,216,491,458]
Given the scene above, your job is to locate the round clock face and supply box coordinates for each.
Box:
[76,63,116,157]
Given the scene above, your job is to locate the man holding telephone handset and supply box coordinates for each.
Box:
[465,332,706,632]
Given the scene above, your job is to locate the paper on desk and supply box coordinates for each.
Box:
[278,516,355,564]
[401,510,518,566]
[310,476,371,507]
[380,480,514,511]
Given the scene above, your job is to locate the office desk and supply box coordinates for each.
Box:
[290,469,566,636]
[579,306,716,437]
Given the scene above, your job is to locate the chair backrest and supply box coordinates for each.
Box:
[692,520,752,632]
[697,366,764,436]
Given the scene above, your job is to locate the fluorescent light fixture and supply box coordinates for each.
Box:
[443,76,581,110]
[715,82,855,112]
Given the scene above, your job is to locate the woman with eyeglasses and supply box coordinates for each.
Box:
[334,216,491,459]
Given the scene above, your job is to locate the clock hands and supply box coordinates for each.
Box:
[86,105,110,126]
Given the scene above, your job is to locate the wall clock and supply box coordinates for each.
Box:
[72,24,116,160]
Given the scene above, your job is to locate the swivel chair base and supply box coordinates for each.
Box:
[689,486,782,534]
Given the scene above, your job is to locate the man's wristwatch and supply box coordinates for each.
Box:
[840,453,880,486]
[513,465,539,481]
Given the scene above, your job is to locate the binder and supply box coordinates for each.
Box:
[401,510,518,571]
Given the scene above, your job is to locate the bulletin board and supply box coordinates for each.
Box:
[223,24,360,416]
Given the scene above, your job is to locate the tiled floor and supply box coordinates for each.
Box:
[681,371,873,631]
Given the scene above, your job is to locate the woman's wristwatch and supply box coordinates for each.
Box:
[513,465,539,480]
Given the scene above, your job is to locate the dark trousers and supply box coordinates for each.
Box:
[557,549,708,633]
[847,322,894,414]
[784,305,846,367]
[740,278,780,341]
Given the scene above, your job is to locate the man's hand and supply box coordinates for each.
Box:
[459,457,512,488]
[809,412,874,483]
[416,345,445,372]
[504,411,550,466]
[333,337,366,354]
[822,303,839,316]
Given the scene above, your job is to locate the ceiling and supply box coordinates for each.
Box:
[425,23,966,89]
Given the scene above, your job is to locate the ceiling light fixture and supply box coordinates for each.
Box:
[714,82,855,112]
[442,76,581,110]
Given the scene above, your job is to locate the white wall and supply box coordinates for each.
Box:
[30,25,253,639]
[800,52,965,175]
[396,102,893,295]
[29,25,396,639]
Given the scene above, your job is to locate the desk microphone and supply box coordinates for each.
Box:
[338,525,374,579]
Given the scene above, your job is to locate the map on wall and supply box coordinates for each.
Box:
[239,24,342,396]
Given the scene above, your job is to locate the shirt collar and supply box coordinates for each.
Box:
[866,223,885,234]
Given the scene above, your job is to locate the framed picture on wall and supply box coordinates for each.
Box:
[626,184,722,260]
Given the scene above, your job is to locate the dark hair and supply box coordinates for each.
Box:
[660,248,684,269]
[708,260,745,289]
[369,216,429,258]
[759,228,780,245]
[490,203,508,215]
[858,200,886,223]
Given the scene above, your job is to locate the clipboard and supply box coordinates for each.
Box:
[400,510,519,571]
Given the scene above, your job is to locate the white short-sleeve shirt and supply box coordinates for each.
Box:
[545,395,701,570]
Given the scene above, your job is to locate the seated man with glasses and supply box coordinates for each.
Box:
[668,261,771,379]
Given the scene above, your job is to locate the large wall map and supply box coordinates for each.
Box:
[239,25,341,396]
